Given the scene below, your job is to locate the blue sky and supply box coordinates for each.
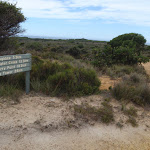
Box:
[8,0,150,43]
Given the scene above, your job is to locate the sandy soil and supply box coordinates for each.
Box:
[142,62,150,75]
[0,94,150,150]
[99,76,120,90]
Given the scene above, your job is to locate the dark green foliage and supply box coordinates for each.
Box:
[78,44,84,49]
[26,42,43,51]
[93,33,149,67]
[0,37,19,54]
[66,47,81,58]
[109,33,146,49]
[113,46,149,65]
[92,45,113,67]
[0,1,25,52]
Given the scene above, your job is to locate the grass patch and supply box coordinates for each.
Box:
[127,117,138,127]
[123,106,137,118]
[106,65,147,79]
[116,122,124,129]
[121,104,138,127]
[0,84,22,103]
[112,73,150,106]
[74,100,114,124]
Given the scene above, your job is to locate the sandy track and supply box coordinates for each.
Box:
[0,125,150,150]
[143,62,150,76]
[0,94,150,150]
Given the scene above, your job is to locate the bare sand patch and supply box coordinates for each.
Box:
[142,62,150,76]
[0,94,150,150]
[99,75,120,90]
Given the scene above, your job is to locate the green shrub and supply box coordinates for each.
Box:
[112,74,150,105]
[30,79,44,93]
[0,56,100,98]
[46,69,76,96]
[93,33,149,67]
[31,57,100,96]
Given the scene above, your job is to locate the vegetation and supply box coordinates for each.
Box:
[109,33,146,50]
[0,1,25,52]
[127,117,138,127]
[0,56,100,97]
[30,57,100,96]
[106,65,147,79]
[92,33,149,68]
[123,106,137,118]
[74,99,114,124]
[0,84,22,103]
[1,34,150,104]
[112,73,150,106]
[0,1,150,129]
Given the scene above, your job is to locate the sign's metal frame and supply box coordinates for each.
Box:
[0,53,32,94]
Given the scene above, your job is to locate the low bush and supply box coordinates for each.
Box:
[0,56,100,99]
[112,73,150,105]
[129,73,146,83]
[0,84,22,102]
[106,65,147,78]
[30,57,100,96]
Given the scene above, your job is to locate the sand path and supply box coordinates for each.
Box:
[0,95,149,150]
[143,62,150,75]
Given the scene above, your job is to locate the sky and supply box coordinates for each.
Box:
[8,0,150,43]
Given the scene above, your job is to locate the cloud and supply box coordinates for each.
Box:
[8,0,150,26]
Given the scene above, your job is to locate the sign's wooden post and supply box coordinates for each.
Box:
[26,71,30,94]
[0,53,32,94]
